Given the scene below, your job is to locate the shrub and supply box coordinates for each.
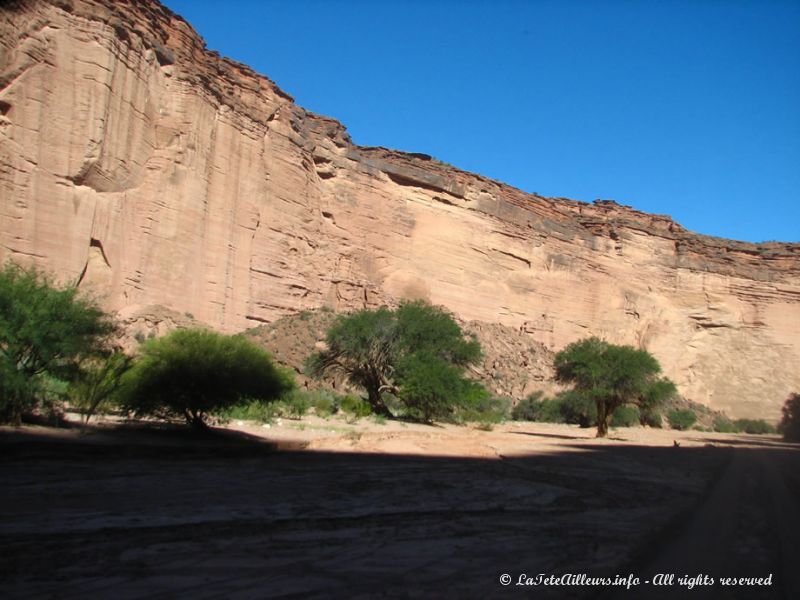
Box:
[668,409,697,431]
[537,399,566,423]
[712,415,738,433]
[779,393,800,442]
[281,390,311,419]
[119,329,294,428]
[457,395,510,425]
[217,399,280,424]
[611,405,640,428]
[0,262,115,425]
[511,392,565,423]
[640,408,663,428]
[310,390,337,417]
[339,394,372,421]
[511,393,540,422]
[733,418,775,435]
[557,390,597,428]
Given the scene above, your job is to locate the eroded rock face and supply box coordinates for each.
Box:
[2,0,799,419]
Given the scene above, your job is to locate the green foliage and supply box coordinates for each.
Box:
[0,262,115,425]
[306,300,484,421]
[305,306,397,415]
[33,374,70,423]
[216,398,280,424]
[69,352,132,423]
[511,391,551,422]
[456,395,510,425]
[667,409,697,431]
[339,394,372,421]
[510,390,595,426]
[733,418,776,435]
[611,405,641,428]
[554,337,675,437]
[640,407,663,428]
[556,389,597,428]
[712,415,738,433]
[281,389,311,419]
[308,389,338,417]
[536,398,567,423]
[511,392,544,421]
[779,393,800,442]
[396,351,489,422]
[394,301,481,366]
[119,329,294,428]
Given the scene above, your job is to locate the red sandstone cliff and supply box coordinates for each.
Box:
[1,0,798,419]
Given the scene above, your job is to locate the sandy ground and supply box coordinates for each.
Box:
[1,416,797,599]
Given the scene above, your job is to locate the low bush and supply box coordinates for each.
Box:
[537,399,567,423]
[733,418,775,435]
[216,399,281,424]
[712,415,738,433]
[667,409,697,431]
[457,395,510,425]
[511,392,542,421]
[339,394,372,421]
[557,390,597,428]
[640,407,663,428]
[281,390,311,419]
[611,405,640,428]
[511,391,562,422]
[510,390,596,426]
[309,390,338,417]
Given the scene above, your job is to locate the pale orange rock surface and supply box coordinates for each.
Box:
[1,0,799,419]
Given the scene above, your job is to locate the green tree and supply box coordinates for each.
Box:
[69,352,132,424]
[0,262,115,425]
[554,337,676,437]
[306,301,483,420]
[305,306,397,415]
[779,393,800,442]
[119,329,294,428]
[396,351,489,422]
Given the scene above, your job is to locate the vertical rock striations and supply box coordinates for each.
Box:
[1,0,798,419]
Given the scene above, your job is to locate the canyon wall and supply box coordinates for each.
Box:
[2,0,799,419]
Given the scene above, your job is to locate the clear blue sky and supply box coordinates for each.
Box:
[163,0,799,243]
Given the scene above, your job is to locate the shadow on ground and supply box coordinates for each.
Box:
[1,425,797,599]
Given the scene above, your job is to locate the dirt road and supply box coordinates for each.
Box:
[607,440,800,600]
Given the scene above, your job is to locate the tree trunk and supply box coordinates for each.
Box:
[185,409,208,430]
[596,401,609,438]
[367,386,393,418]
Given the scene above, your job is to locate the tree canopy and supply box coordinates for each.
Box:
[0,262,115,425]
[119,328,294,428]
[306,301,484,421]
[554,337,676,437]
